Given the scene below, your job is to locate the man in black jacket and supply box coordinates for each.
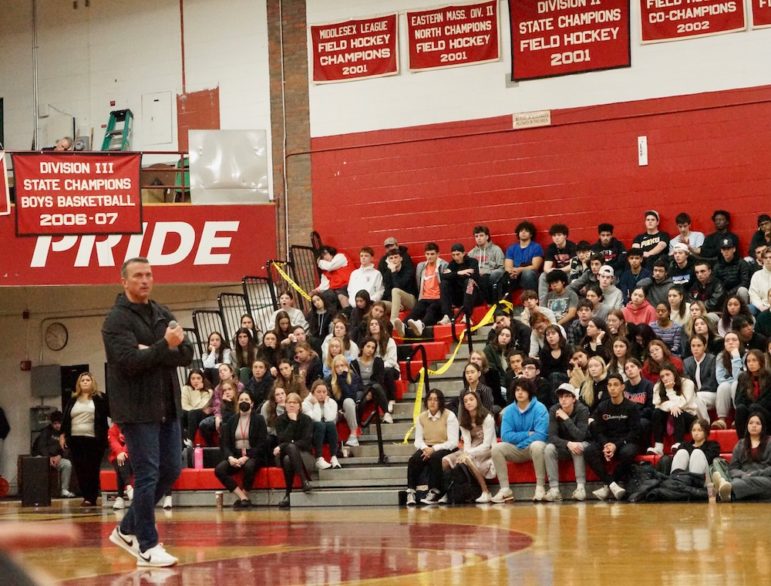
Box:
[383,247,418,336]
[688,260,726,312]
[438,243,482,324]
[714,238,751,303]
[31,410,74,498]
[104,257,193,567]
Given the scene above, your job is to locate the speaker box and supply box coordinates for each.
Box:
[20,456,51,507]
[30,365,62,399]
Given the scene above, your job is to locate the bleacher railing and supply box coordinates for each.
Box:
[192,309,226,358]
[242,275,277,337]
[288,245,321,315]
[218,292,249,342]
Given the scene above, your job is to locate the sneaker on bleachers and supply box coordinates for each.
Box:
[593,485,610,500]
[382,413,393,424]
[388,400,395,413]
[421,489,441,505]
[113,496,126,510]
[61,489,75,498]
[407,319,424,336]
[316,457,332,470]
[345,435,359,447]
[475,491,492,503]
[393,318,405,337]
[646,445,664,456]
[126,485,134,501]
[532,485,546,501]
[491,487,514,503]
[437,315,451,325]
[609,482,626,500]
[330,456,341,469]
[572,485,586,501]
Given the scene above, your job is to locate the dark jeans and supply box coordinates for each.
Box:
[407,448,454,491]
[119,419,182,553]
[312,421,339,458]
[112,460,134,498]
[584,441,639,485]
[501,270,539,298]
[651,409,696,443]
[69,436,103,503]
[357,383,389,417]
[184,409,209,443]
[406,299,443,327]
[214,458,260,493]
[735,404,771,439]
[440,278,481,319]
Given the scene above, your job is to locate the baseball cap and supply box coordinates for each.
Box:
[450,243,465,253]
[556,383,578,399]
[672,242,689,254]
[644,210,659,222]
[758,214,771,226]
[598,265,614,277]
[720,238,735,249]
[383,237,398,247]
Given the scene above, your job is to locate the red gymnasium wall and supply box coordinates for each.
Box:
[311,85,771,259]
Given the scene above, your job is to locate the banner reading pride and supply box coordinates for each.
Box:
[310,14,398,83]
[13,152,142,236]
[752,0,771,28]
[640,0,746,43]
[509,0,630,81]
[407,1,500,71]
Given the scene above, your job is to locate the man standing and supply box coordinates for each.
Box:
[584,373,640,501]
[104,257,193,567]
[468,225,504,304]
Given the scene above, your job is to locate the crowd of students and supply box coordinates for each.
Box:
[171,208,771,507]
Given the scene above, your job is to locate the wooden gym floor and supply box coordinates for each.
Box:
[1,499,770,585]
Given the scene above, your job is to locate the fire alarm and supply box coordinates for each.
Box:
[20,360,32,371]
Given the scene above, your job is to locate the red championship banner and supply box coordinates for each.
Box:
[0,152,9,216]
[640,0,746,43]
[13,152,142,236]
[0,204,277,286]
[752,0,771,28]
[510,0,630,81]
[407,1,500,71]
[310,14,398,83]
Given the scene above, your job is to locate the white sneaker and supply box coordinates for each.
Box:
[407,319,424,336]
[183,438,193,448]
[382,413,394,424]
[718,478,732,502]
[162,495,173,510]
[572,485,586,501]
[544,488,562,502]
[475,491,492,504]
[388,400,395,413]
[421,489,441,505]
[126,485,134,501]
[438,315,451,325]
[110,526,141,559]
[345,435,359,448]
[609,482,626,501]
[593,486,611,500]
[436,494,448,504]
[532,485,546,502]
[61,489,75,498]
[113,496,126,510]
[137,543,178,568]
[646,446,664,456]
[330,456,341,469]
[491,487,514,503]
[316,457,332,470]
[393,318,405,337]
[406,491,417,506]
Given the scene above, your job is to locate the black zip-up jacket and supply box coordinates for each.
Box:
[102,294,194,423]
[382,262,418,301]
[714,255,751,294]
[219,411,269,464]
[62,392,110,448]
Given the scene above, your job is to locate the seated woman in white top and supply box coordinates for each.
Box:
[441,391,496,503]
[302,380,341,470]
[647,364,700,456]
[202,331,232,369]
[269,291,309,332]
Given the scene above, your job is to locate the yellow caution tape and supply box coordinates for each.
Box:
[271,262,313,302]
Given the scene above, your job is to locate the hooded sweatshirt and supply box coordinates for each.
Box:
[623,299,658,325]
[500,397,548,449]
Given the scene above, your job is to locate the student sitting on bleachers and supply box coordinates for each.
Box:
[202,331,232,370]
[405,242,448,337]
[260,386,286,446]
[543,384,590,502]
[181,369,213,447]
[484,326,516,391]
[538,325,572,390]
[624,358,654,443]
[537,223,576,301]
[502,221,544,299]
[306,293,337,356]
[667,286,690,327]
[244,359,274,409]
[712,411,771,502]
[733,350,771,439]
[348,290,373,346]
[712,332,745,429]
[347,247,384,304]
[669,419,720,476]
[214,391,269,510]
[269,291,309,333]
[320,316,359,366]
[468,225,505,305]
[199,379,240,446]
[642,340,684,384]
[240,313,261,342]
[302,380,341,470]
[623,286,658,326]
[460,362,495,415]
[232,327,258,378]
[717,296,754,338]
[256,330,281,376]
[683,335,718,417]
[649,303,683,356]
[471,350,506,408]
[327,355,363,449]
[350,337,393,424]
[274,359,309,400]
[365,317,399,411]
[591,223,626,275]
[579,356,608,414]
[647,364,700,456]
[312,245,354,310]
[293,342,323,389]
[274,393,314,508]
[617,249,651,305]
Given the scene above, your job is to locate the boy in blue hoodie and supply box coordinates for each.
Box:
[490,378,549,503]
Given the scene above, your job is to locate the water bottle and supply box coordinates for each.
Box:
[194,444,204,470]
[705,470,716,504]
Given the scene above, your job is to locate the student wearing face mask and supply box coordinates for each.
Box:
[214,392,269,509]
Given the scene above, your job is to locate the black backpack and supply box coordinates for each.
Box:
[445,463,482,504]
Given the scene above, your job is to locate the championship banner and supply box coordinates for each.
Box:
[640,0,746,43]
[509,0,630,81]
[0,152,9,216]
[310,14,398,83]
[752,0,771,28]
[407,1,500,71]
[13,152,142,236]
[0,204,277,286]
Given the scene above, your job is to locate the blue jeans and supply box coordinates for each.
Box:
[119,419,181,552]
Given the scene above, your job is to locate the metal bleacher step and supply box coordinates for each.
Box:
[355,442,414,458]
[317,465,405,481]
[289,487,400,507]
